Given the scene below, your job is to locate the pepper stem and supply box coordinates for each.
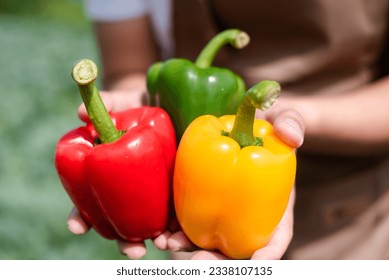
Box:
[195,29,250,69]
[229,81,281,148]
[71,59,121,144]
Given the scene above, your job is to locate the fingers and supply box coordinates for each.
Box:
[67,207,90,235]
[256,98,305,149]
[167,231,198,252]
[250,221,293,261]
[251,188,296,260]
[120,229,193,259]
[66,209,181,259]
[273,109,304,148]
[153,231,172,250]
[265,107,305,148]
[117,240,147,259]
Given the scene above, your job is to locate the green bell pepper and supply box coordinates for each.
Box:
[147,29,250,139]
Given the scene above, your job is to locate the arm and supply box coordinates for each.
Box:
[77,16,160,120]
[93,16,158,91]
[72,14,304,260]
[280,76,389,155]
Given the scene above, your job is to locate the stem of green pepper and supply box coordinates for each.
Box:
[195,29,250,69]
[72,59,122,144]
[228,81,281,148]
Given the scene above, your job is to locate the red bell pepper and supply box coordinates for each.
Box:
[55,59,176,242]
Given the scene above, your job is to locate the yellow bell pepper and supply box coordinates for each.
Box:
[173,81,296,259]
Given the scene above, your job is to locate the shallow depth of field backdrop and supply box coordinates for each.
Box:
[0,0,168,259]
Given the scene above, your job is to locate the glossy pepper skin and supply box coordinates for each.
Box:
[55,60,176,242]
[173,81,296,259]
[147,29,249,139]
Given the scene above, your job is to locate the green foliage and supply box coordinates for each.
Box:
[0,1,168,260]
[0,0,47,14]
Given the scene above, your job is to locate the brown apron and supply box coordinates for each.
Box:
[289,158,389,259]
[172,0,389,259]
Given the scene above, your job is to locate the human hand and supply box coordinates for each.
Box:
[77,89,148,122]
[69,99,304,260]
[67,208,183,259]
[168,187,296,260]
[67,187,295,260]
[259,102,305,148]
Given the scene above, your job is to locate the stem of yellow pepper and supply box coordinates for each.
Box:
[71,59,122,144]
[229,80,281,147]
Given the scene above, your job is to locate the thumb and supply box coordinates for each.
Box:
[267,108,305,148]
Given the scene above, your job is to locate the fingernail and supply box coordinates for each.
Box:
[123,246,147,260]
[168,239,181,252]
[279,119,304,147]
[67,220,86,235]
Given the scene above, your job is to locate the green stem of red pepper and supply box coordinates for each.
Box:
[195,29,250,68]
[228,81,281,148]
[71,59,122,144]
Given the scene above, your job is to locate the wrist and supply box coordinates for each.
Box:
[104,73,146,92]
[104,73,149,108]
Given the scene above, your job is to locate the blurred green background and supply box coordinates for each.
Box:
[0,0,168,259]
